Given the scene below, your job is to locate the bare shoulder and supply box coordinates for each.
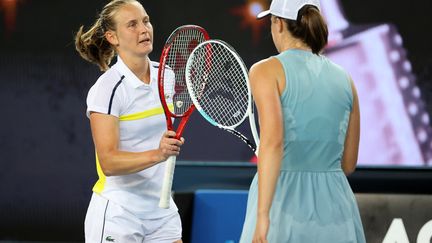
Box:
[250,57,281,75]
[249,57,284,94]
[249,57,282,77]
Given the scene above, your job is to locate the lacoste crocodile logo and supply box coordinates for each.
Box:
[105,236,115,242]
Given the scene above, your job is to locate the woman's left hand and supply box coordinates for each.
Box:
[252,214,270,243]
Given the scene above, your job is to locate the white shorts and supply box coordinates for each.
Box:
[84,193,182,243]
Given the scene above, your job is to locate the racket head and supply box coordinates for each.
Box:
[185,39,252,130]
[158,25,210,130]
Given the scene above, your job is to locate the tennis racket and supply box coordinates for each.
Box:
[185,39,260,156]
[158,25,210,209]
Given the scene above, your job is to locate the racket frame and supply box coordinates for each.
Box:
[157,25,209,208]
[185,39,260,155]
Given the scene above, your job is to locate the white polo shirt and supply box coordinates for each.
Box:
[86,56,177,219]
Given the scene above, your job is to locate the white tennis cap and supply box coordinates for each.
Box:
[257,0,321,20]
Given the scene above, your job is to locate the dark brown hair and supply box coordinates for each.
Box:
[74,0,138,71]
[284,5,328,54]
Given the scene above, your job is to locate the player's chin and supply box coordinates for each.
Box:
[137,45,153,56]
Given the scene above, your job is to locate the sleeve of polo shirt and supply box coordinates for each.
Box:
[86,77,125,118]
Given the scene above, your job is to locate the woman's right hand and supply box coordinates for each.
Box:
[253,213,270,243]
[158,130,184,161]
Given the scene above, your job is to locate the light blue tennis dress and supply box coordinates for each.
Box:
[240,49,366,243]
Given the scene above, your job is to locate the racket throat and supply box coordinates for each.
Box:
[225,129,257,153]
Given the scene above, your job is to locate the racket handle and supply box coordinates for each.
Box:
[249,112,260,156]
[159,155,177,209]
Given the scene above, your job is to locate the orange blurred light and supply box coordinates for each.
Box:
[0,0,19,38]
[230,0,269,46]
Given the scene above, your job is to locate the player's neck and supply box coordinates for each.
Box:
[121,55,151,84]
[279,35,311,53]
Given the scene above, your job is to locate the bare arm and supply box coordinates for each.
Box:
[250,58,284,242]
[341,79,360,175]
[89,112,183,176]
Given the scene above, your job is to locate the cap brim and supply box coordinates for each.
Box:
[256,10,271,19]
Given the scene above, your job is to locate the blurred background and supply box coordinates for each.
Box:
[1,0,432,242]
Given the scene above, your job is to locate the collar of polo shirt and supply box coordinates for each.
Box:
[115,56,154,89]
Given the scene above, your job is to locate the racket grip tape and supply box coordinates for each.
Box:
[159,155,177,208]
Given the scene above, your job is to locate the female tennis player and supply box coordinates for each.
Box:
[239,0,366,242]
[75,0,184,242]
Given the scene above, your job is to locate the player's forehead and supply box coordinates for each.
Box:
[113,2,149,24]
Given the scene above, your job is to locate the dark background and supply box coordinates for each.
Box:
[1,0,431,162]
[0,0,431,241]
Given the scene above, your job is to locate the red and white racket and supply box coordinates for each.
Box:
[157,25,209,208]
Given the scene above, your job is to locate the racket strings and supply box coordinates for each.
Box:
[188,42,249,127]
[164,28,207,116]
